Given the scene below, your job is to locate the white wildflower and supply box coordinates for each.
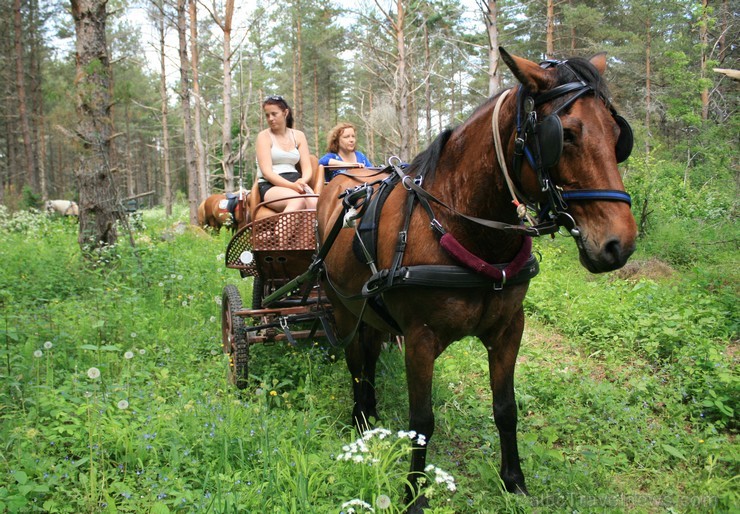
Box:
[124,351,134,359]
[87,367,101,379]
[43,341,53,350]
[33,350,43,358]
[117,400,129,410]
[341,498,374,513]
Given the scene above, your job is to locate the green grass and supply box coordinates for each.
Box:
[0,205,736,513]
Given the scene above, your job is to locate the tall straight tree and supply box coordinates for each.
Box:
[205,0,236,191]
[188,0,207,197]
[14,0,36,190]
[150,0,172,216]
[478,0,501,96]
[70,0,120,252]
[176,0,199,224]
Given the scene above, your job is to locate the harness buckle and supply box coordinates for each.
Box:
[430,219,445,236]
[402,174,422,190]
[493,270,507,291]
[514,137,525,156]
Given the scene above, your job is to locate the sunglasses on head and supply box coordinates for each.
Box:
[264,95,285,103]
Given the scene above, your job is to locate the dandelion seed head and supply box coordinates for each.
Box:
[33,350,43,358]
[139,349,146,355]
[43,341,53,350]
[209,316,217,323]
[124,351,134,359]
[87,367,101,379]
[130,332,137,338]
[376,494,391,509]
[117,400,129,410]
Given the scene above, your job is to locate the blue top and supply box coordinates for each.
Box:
[319,151,373,181]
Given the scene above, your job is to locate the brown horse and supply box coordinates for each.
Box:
[317,48,637,511]
[197,190,250,234]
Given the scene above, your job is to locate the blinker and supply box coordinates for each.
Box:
[536,115,563,169]
[614,114,633,163]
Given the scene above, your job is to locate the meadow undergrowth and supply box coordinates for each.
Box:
[0,205,736,513]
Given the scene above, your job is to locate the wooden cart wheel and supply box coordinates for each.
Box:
[251,275,263,309]
[221,284,249,389]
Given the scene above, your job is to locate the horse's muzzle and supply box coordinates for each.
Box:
[579,235,636,273]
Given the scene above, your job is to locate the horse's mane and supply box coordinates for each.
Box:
[404,128,453,183]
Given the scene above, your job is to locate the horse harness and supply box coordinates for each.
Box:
[219,192,245,227]
[291,59,634,343]
[315,162,539,335]
[504,59,634,239]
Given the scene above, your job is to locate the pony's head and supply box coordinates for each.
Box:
[500,48,637,273]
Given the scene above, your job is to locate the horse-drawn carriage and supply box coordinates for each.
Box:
[218,48,637,509]
[220,158,342,389]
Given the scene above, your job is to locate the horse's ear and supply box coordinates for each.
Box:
[589,52,607,75]
[499,47,551,93]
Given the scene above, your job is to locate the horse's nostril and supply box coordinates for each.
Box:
[604,238,622,264]
[604,237,635,269]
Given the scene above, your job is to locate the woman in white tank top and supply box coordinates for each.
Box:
[255,96,317,213]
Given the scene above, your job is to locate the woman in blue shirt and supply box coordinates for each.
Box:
[319,122,373,181]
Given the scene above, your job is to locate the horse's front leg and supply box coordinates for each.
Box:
[484,307,529,495]
[403,330,437,511]
[345,323,383,431]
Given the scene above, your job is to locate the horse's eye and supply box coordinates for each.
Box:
[563,129,576,145]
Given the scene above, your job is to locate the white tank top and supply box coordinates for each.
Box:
[257,130,300,183]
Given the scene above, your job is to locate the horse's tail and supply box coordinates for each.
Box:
[197,200,206,226]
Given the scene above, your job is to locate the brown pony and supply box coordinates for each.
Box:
[197,190,250,234]
[317,49,637,511]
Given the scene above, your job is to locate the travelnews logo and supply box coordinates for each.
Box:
[530,493,718,509]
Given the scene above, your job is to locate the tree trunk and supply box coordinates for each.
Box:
[546,0,555,56]
[71,0,120,253]
[208,0,235,191]
[30,0,47,200]
[394,0,411,160]
[483,0,500,96]
[155,0,172,217]
[14,0,36,190]
[313,60,319,153]
[293,0,303,128]
[177,0,198,224]
[644,17,652,158]
[424,21,432,142]
[188,0,207,197]
[699,0,709,122]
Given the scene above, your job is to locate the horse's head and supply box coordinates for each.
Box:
[500,48,637,273]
